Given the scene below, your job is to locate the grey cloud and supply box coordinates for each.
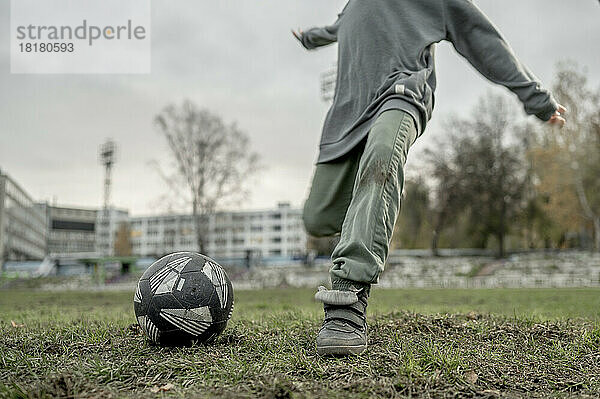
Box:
[0,0,598,215]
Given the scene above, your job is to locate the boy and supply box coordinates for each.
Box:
[293,0,566,356]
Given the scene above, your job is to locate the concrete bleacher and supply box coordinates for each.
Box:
[235,250,600,289]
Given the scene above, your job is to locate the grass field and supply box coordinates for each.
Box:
[2,288,600,398]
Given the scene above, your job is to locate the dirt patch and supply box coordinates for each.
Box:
[357,158,390,188]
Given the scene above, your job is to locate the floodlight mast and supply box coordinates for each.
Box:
[99,140,116,213]
[98,140,117,256]
[320,64,337,102]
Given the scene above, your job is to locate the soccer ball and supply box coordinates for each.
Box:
[133,252,234,345]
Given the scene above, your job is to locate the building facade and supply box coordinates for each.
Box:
[0,167,308,266]
[129,202,307,260]
[37,204,98,254]
[96,207,129,256]
[0,171,47,264]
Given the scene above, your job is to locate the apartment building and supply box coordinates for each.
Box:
[37,204,98,254]
[95,207,129,256]
[0,171,47,263]
[129,202,307,260]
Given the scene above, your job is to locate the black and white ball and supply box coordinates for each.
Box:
[134,252,234,345]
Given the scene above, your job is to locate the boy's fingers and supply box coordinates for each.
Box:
[547,104,567,127]
[549,115,566,127]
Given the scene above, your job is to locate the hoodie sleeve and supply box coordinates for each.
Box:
[301,6,346,50]
[443,0,558,121]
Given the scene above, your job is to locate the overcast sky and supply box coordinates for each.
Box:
[1,0,599,216]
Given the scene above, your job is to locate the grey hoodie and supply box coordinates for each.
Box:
[301,0,558,163]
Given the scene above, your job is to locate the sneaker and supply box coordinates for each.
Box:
[314,280,370,356]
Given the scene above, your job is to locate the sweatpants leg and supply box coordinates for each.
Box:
[330,110,416,284]
[302,142,365,237]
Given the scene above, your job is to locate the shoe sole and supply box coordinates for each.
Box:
[316,344,367,356]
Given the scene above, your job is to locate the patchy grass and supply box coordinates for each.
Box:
[1,288,600,398]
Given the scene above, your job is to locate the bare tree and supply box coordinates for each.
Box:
[154,100,261,254]
[427,93,528,257]
[425,150,464,256]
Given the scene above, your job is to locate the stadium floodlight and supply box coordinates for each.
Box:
[99,139,117,212]
[320,64,337,102]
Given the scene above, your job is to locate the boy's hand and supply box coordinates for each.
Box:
[291,28,303,43]
[548,104,567,128]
